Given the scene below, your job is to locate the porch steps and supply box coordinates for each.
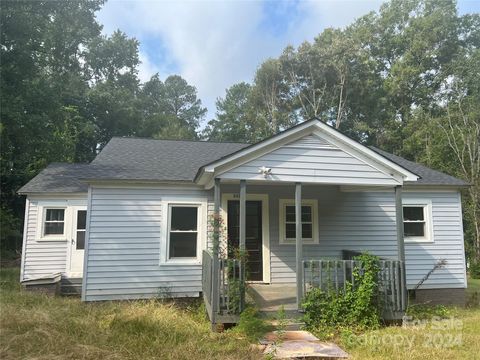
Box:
[60,278,82,296]
[265,317,304,331]
[260,310,305,331]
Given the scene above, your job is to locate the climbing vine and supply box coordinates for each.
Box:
[207,213,247,314]
[302,253,382,338]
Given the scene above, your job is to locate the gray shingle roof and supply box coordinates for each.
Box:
[88,137,249,182]
[17,163,91,193]
[18,137,468,194]
[370,146,469,186]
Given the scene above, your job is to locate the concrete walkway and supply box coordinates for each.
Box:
[260,331,349,359]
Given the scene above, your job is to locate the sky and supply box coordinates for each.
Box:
[97,0,480,125]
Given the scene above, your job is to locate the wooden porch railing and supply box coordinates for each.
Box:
[202,250,245,326]
[303,259,407,319]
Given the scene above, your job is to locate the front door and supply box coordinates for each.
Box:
[227,200,263,281]
[70,207,87,275]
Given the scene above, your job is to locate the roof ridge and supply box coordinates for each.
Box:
[110,136,250,145]
[47,162,90,166]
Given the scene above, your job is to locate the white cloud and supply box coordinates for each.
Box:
[137,51,162,83]
[96,0,384,124]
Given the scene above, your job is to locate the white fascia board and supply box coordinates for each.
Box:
[26,193,87,199]
[83,179,197,186]
[88,181,204,190]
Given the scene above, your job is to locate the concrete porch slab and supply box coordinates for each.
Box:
[261,331,349,359]
[248,284,298,312]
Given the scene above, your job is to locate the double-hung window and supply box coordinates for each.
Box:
[41,208,66,239]
[167,205,200,260]
[403,200,433,243]
[279,199,318,244]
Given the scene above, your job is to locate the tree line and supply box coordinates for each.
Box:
[203,0,480,264]
[1,0,479,265]
[0,0,206,254]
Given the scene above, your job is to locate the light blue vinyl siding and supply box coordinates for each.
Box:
[83,186,213,301]
[219,135,399,185]
[403,192,466,289]
[220,184,466,289]
[82,184,465,301]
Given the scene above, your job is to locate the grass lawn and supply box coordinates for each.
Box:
[342,306,480,360]
[0,268,261,360]
[467,276,480,293]
[1,267,480,360]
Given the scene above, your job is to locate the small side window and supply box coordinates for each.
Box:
[403,206,425,237]
[403,201,433,243]
[44,208,65,236]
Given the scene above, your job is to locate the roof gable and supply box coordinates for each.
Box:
[217,133,403,185]
[196,119,419,187]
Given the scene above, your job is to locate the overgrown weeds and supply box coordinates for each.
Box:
[0,268,261,360]
[228,307,273,342]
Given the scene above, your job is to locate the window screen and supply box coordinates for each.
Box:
[285,205,313,240]
[403,206,425,237]
[44,209,65,235]
[169,206,198,258]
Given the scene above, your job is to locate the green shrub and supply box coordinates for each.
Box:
[302,253,381,338]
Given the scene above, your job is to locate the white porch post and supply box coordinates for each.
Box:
[211,178,221,328]
[239,180,246,252]
[395,185,405,262]
[295,182,303,310]
[395,185,407,310]
[239,180,246,311]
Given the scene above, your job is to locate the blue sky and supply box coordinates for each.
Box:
[97,0,480,124]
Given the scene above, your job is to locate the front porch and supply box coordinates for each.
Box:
[248,284,297,313]
[196,121,420,329]
[202,179,408,328]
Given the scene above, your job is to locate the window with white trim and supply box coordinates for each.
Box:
[168,205,199,259]
[403,200,433,242]
[43,208,65,236]
[279,199,318,244]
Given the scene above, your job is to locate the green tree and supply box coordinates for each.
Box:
[213,0,479,262]
[203,82,252,142]
[0,0,206,254]
[0,0,104,252]
[162,75,207,139]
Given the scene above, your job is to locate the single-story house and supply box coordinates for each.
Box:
[18,119,468,323]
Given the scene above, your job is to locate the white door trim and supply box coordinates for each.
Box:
[221,193,270,283]
[67,205,87,278]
